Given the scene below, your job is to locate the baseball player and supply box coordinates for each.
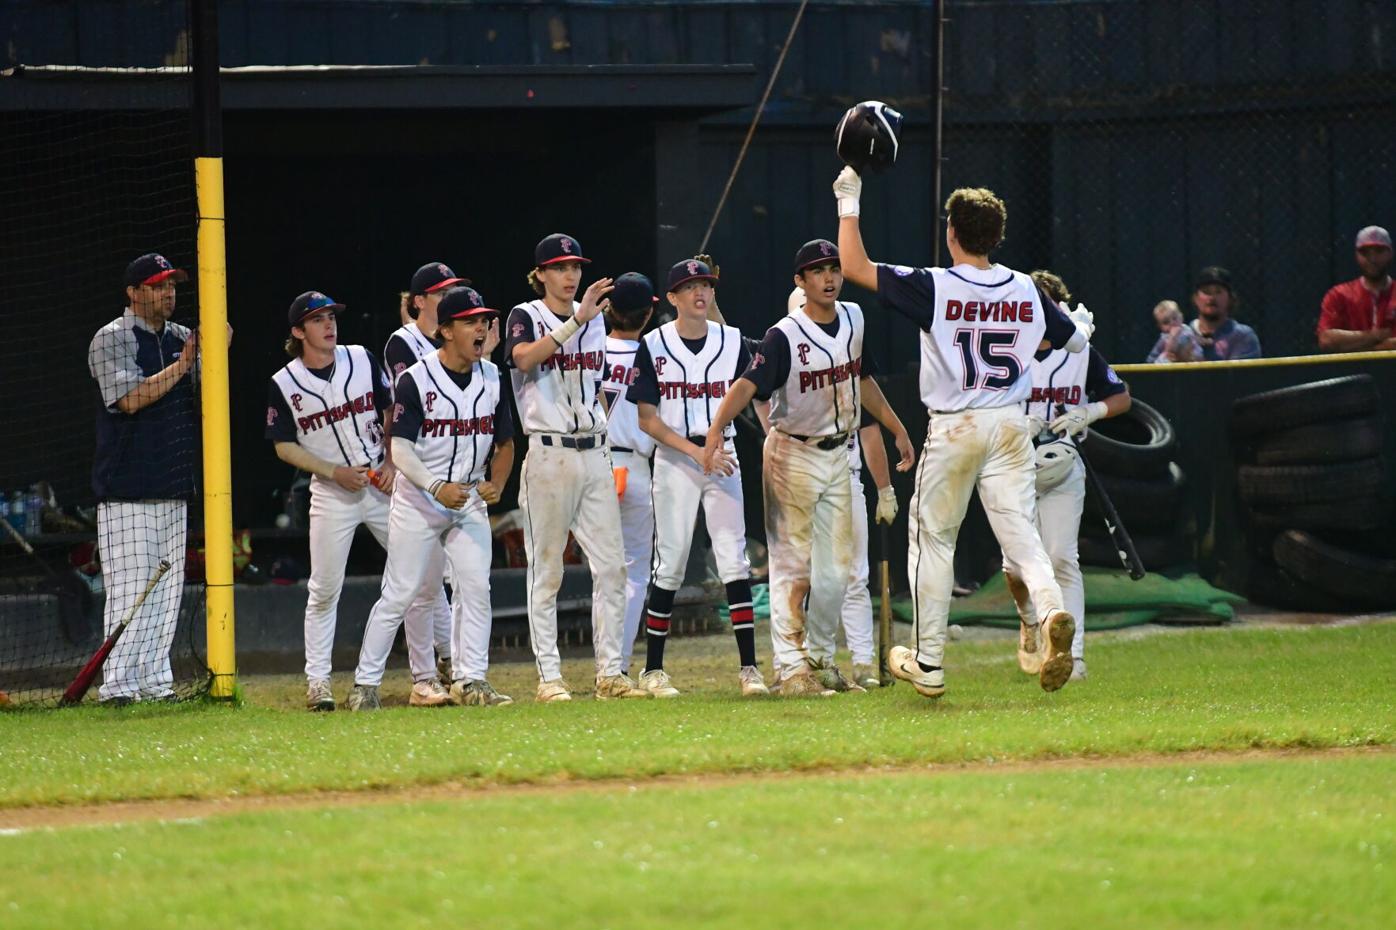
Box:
[704,240,914,697]
[350,286,515,709]
[267,290,446,711]
[1006,270,1130,683]
[382,262,480,683]
[832,170,1095,695]
[506,233,644,702]
[787,287,904,690]
[600,273,658,674]
[87,253,201,704]
[625,258,765,698]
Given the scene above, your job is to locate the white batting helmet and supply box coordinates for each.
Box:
[787,285,806,316]
[1035,437,1079,494]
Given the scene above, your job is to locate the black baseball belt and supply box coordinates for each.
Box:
[538,434,601,450]
[784,431,850,451]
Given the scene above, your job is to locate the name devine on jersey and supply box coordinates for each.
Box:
[944,299,1036,323]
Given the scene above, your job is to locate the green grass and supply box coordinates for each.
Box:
[2,622,1393,808]
[2,753,1392,929]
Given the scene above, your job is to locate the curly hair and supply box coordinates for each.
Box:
[1029,269,1072,306]
[945,187,1006,257]
[526,268,546,296]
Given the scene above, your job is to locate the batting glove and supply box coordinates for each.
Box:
[875,485,899,524]
[833,166,862,218]
[1067,302,1095,341]
[1026,414,1050,439]
[1049,401,1109,438]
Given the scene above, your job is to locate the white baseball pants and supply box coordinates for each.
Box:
[651,443,750,590]
[96,500,187,701]
[354,479,483,686]
[612,449,654,671]
[1005,458,1087,658]
[763,430,853,679]
[518,441,627,681]
[908,405,1064,669]
[306,475,445,684]
[808,466,874,667]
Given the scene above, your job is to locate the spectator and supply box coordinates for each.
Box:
[1316,225,1396,353]
[1189,266,1261,360]
[1146,299,1202,363]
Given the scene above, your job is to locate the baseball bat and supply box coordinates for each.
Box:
[877,523,894,686]
[1066,431,1146,581]
[60,559,171,706]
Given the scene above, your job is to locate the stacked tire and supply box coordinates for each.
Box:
[1231,375,1395,611]
[1076,398,1193,571]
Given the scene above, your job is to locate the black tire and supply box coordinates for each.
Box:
[1243,559,1361,613]
[1249,416,1384,466]
[1245,495,1393,532]
[1230,375,1378,440]
[1272,530,1396,608]
[1083,462,1187,532]
[1079,397,1175,478]
[1236,458,1385,507]
[1078,529,1192,571]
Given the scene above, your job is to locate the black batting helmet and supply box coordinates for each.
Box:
[835,100,903,174]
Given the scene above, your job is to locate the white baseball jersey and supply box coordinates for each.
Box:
[602,336,654,456]
[506,300,607,435]
[765,303,865,437]
[397,354,503,485]
[383,321,439,390]
[640,320,744,438]
[269,345,386,467]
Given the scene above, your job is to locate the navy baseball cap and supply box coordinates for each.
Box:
[125,253,188,288]
[410,261,469,295]
[438,286,497,323]
[534,233,591,267]
[666,258,718,292]
[1194,266,1232,291]
[794,239,840,273]
[610,272,656,314]
[288,291,345,328]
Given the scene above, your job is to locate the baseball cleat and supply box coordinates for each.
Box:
[887,646,946,698]
[1070,658,1088,682]
[811,660,867,693]
[409,678,451,707]
[345,684,381,711]
[536,678,573,703]
[594,673,650,700]
[638,668,681,698]
[852,664,881,689]
[450,679,514,706]
[306,679,335,712]
[1038,611,1076,692]
[738,665,770,697]
[436,655,453,686]
[778,669,836,698]
[1017,617,1043,675]
[99,695,136,707]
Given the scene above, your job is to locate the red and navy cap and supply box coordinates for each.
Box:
[125,253,188,288]
[610,272,656,314]
[534,233,591,267]
[438,286,497,323]
[794,239,840,273]
[410,261,469,296]
[288,290,345,328]
[666,258,718,292]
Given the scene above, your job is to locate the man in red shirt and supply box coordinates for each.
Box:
[1317,225,1396,352]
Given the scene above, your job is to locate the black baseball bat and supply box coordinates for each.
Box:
[1066,431,1146,580]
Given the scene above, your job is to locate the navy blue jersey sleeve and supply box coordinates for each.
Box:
[383,334,419,385]
[875,263,937,330]
[392,372,426,442]
[264,380,298,443]
[493,388,515,446]
[740,328,792,401]
[625,343,661,407]
[503,307,536,370]
[366,351,393,413]
[859,347,880,379]
[1084,346,1128,401]
[1039,286,1077,350]
[735,338,752,377]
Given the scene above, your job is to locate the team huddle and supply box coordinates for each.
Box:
[260,105,1122,710]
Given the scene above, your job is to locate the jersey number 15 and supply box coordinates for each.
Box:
[953,329,1022,391]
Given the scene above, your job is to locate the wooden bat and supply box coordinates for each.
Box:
[878,523,894,686]
[60,559,172,706]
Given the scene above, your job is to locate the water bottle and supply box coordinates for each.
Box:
[25,489,43,537]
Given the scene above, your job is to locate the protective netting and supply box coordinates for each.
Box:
[0,3,210,707]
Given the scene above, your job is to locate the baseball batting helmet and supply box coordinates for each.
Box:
[835,100,903,174]
[1034,437,1079,494]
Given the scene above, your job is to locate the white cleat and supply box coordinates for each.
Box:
[306,678,335,712]
[778,669,835,698]
[450,679,514,706]
[887,646,946,698]
[738,665,770,697]
[409,678,451,707]
[594,673,650,700]
[536,678,573,703]
[852,664,881,689]
[638,668,681,698]
[1038,611,1076,692]
[345,684,381,711]
[811,660,867,693]
[1017,617,1043,675]
[1070,658,1088,682]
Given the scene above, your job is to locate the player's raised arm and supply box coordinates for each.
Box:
[833,169,878,292]
[509,277,614,372]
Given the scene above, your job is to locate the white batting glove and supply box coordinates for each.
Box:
[833,166,862,218]
[1026,414,1050,439]
[875,485,898,525]
[1068,302,1095,341]
[1049,401,1109,438]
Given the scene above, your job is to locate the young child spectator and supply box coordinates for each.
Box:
[1316,226,1396,353]
[1146,299,1202,363]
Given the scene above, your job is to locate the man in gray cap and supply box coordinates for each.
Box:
[1317,226,1396,353]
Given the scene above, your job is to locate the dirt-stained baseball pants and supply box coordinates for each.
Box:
[1005,457,1087,659]
[612,449,654,672]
